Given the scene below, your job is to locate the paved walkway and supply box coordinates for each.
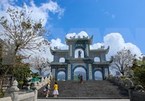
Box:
[38,99,130,101]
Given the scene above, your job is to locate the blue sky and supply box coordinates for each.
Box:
[48,0,145,54]
[0,0,145,55]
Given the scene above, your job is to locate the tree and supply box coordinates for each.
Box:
[0,7,45,75]
[30,56,50,76]
[0,7,44,59]
[133,57,145,87]
[0,40,10,76]
[11,56,31,88]
[111,49,136,76]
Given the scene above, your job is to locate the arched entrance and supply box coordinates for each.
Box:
[57,71,66,81]
[94,70,103,80]
[73,66,86,80]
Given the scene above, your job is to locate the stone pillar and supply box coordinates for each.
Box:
[67,64,71,80]
[88,64,93,80]
[11,92,19,101]
[70,45,73,57]
[102,67,105,80]
[108,67,110,76]
[34,90,38,101]
[9,79,19,101]
[86,44,89,57]
[52,68,56,80]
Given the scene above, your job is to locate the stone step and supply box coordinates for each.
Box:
[38,80,128,99]
[38,99,130,101]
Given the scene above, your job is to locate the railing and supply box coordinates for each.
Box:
[0,76,51,101]
[0,90,37,101]
[0,96,12,101]
[108,75,145,101]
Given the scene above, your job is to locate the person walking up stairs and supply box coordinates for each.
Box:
[53,82,59,98]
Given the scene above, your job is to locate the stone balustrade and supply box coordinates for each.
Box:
[0,90,37,101]
[34,76,50,90]
[0,76,52,101]
[107,76,145,101]
[0,79,38,101]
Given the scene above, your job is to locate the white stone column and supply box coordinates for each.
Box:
[88,64,93,80]
[70,45,73,57]
[52,69,56,79]
[67,64,71,80]
[11,92,19,101]
[34,90,38,101]
[9,80,19,101]
[86,44,89,57]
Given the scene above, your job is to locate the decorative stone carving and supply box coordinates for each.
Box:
[9,79,19,92]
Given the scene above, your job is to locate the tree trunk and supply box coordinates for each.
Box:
[121,71,124,76]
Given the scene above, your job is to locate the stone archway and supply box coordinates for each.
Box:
[57,71,66,81]
[94,70,103,80]
[73,66,86,80]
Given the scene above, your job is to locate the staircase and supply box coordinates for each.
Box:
[38,80,129,99]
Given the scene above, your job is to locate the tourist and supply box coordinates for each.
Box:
[78,74,80,81]
[80,75,83,84]
[43,85,49,98]
[53,82,59,97]
[45,82,51,98]
[43,86,47,96]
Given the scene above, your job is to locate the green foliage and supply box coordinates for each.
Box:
[12,63,31,82]
[133,59,145,87]
[0,42,10,76]
[133,65,145,87]
[31,73,39,78]
[0,90,4,98]
[10,56,31,88]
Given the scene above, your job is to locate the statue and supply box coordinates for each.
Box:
[78,51,81,58]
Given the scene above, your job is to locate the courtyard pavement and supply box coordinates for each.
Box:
[38,99,130,101]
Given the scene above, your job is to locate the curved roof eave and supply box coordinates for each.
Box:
[90,46,110,54]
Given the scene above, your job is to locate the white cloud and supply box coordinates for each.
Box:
[50,38,68,50]
[103,33,142,59]
[77,31,89,38]
[41,0,64,17]
[66,31,89,39]
[104,33,125,56]
[90,43,104,50]
[65,33,76,39]
[0,0,64,26]
[124,43,142,57]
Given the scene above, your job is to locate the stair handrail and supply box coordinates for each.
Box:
[123,78,134,89]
